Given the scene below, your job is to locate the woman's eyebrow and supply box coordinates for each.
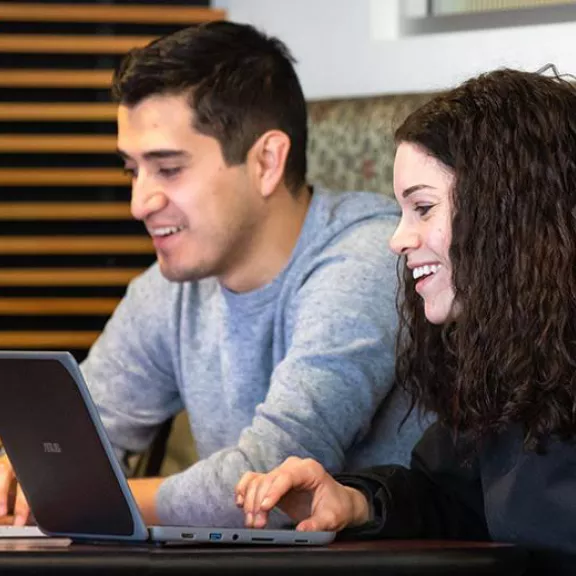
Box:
[402,184,436,199]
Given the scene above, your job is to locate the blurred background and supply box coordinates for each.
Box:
[0,1,223,360]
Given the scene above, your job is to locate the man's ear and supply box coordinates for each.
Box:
[248,130,291,198]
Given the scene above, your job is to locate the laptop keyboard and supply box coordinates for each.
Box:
[0,526,46,538]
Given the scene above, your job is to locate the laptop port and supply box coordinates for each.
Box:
[251,537,274,542]
[180,533,196,540]
[209,532,223,541]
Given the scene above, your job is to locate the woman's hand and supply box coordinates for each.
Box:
[235,456,370,532]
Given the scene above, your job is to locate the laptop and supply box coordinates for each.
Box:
[0,351,335,546]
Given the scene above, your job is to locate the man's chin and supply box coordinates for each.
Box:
[157,260,209,283]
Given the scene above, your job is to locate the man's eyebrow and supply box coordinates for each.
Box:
[116,149,190,161]
[402,184,435,198]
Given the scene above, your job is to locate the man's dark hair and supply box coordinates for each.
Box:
[112,21,307,192]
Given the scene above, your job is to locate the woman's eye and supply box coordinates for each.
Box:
[415,205,433,216]
[158,167,182,178]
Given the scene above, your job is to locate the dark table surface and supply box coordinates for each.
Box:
[0,538,527,575]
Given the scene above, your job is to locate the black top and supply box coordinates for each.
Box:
[336,423,576,575]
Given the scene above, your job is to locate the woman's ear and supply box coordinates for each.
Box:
[248,130,291,198]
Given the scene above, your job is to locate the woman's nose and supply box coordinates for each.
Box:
[389,220,420,255]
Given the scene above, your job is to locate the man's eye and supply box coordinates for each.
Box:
[158,167,182,177]
[123,167,137,178]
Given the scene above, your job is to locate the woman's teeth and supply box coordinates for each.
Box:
[413,264,440,280]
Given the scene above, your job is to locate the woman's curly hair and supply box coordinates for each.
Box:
[395,69,576,449]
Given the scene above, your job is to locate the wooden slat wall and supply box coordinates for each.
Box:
[0,3,225,23]
[0,0,224,358]
[0,104,117,120]
[0,70,114,88]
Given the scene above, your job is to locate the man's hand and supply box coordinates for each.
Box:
[235,456,370,532]
[0,453,31,526]
[127,477,164,525]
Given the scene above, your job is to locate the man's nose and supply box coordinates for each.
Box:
[130,174,167,221]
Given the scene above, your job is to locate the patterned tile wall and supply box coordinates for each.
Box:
[307,93,434,197]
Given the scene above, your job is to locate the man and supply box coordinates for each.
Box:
[0,21,427,528]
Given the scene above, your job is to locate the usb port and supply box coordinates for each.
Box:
[209,532,223,541]
[251,537,274,542]
[180,532,196,540]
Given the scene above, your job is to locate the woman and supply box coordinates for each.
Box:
[235,69,576,569]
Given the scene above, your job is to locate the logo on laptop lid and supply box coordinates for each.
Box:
[43,442,62,454]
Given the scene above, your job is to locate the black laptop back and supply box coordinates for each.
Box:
[0,354,136,537]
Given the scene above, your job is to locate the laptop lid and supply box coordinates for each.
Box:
[0,351,148,541]
[0,351,336,546]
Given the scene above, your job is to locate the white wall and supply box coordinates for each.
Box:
[212,0,576,99]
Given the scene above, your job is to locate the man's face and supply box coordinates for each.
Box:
[118,93,263,285]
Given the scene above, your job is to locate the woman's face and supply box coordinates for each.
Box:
[390,142,457,325]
